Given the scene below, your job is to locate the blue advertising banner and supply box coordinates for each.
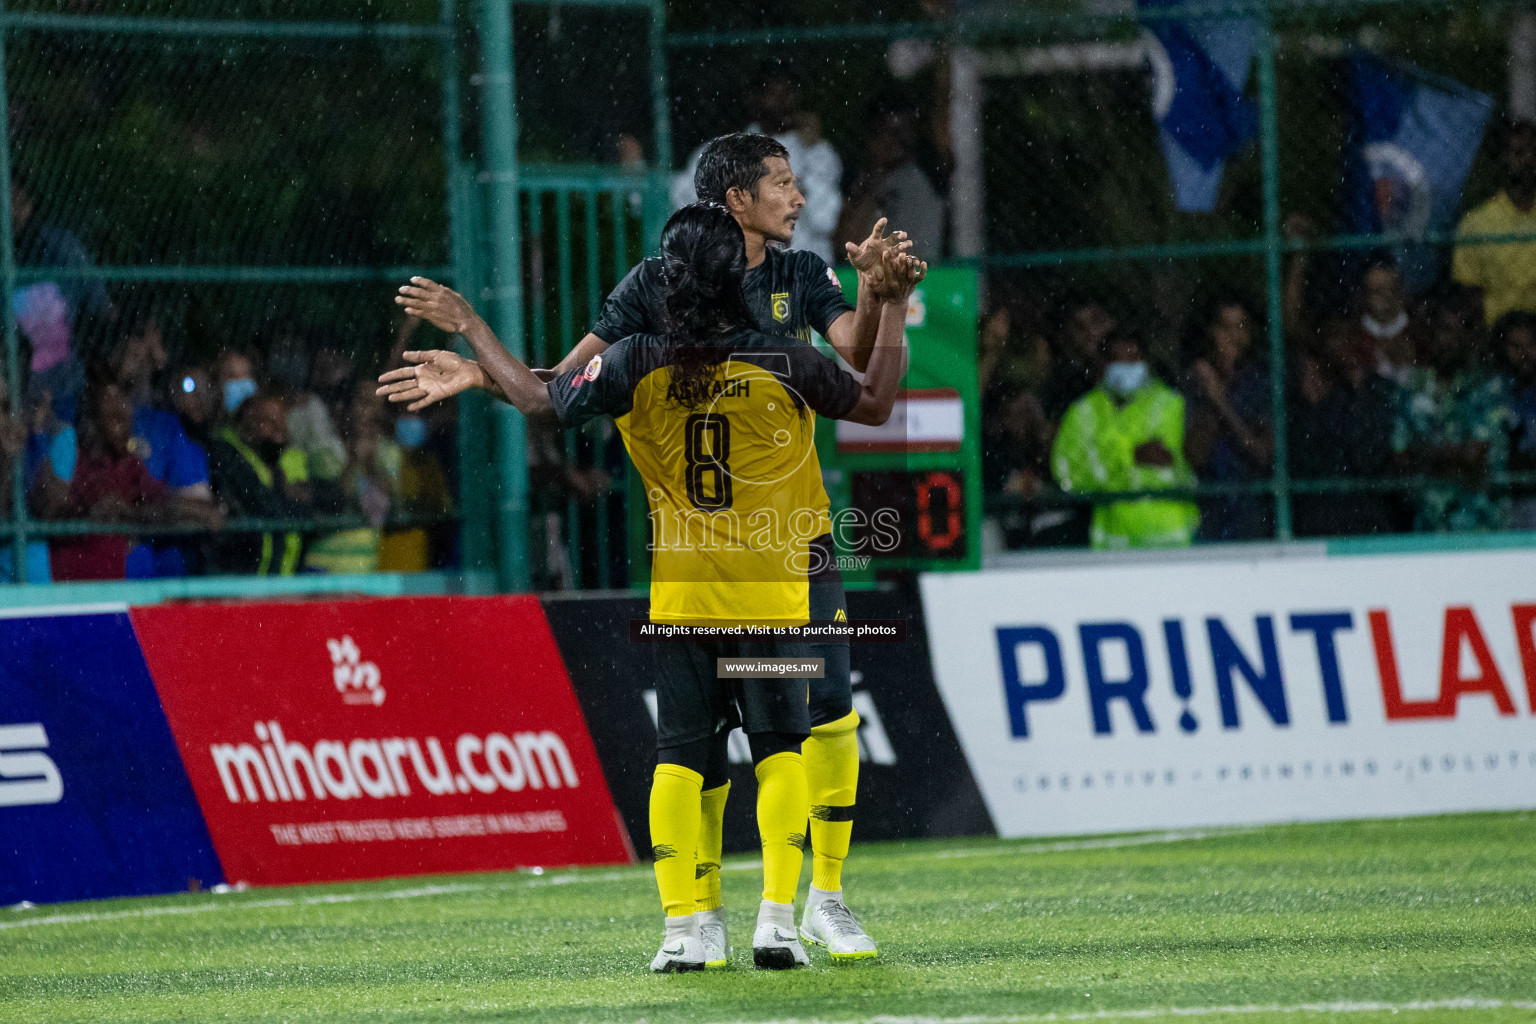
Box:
[0,608,223,904]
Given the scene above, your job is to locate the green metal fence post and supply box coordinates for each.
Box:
[476,0,531,592]
[1256,0,1291,541]
[443,0,495,590]
[0,2,27,583]
[649,0,670,175]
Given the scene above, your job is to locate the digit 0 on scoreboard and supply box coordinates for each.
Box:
[849,470,968,561]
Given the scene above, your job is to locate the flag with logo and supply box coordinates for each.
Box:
[1345,53,1492,237]
[1344,53,1492,292]
[1139,0,1259,213]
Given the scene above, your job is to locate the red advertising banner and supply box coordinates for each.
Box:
[131,596,632,886]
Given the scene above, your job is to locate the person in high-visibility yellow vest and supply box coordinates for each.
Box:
[1051,329,1199,549]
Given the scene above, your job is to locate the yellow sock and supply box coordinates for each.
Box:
[754,750,809,905]
[649,763,703,917]
[804,710,860,892]
[694,782,729,912]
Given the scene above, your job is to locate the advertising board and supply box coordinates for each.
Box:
[0,608,223,904]
[131,596,631,886]
[921,551,1536,836]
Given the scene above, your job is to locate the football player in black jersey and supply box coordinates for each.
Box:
[390,204,924,971]
[379,133,918,963]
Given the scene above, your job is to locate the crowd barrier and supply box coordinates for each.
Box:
[8,544,1533,905]
[921,548,1536,838]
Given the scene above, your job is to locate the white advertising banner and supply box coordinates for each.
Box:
[920,550,1536,836]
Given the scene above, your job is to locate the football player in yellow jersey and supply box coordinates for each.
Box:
[382,134,910,966]
[392,203,923,972]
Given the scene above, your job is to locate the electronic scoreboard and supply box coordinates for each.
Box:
[816,267,981,577]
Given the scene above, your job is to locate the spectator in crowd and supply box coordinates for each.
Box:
[979,299,1079,546]
[1039,297,1116,423]
[215,348,260,420]
[305,381,395,575]
[837,90,947,263]
[1392,285,1511,532]
[1455,119,1536,326]
[168,362,217,450]
[0,372,52,583]
[36,379,182,581]
[1051,327,1199,549]
[270,330,347,487]
[107,310,222,576]
[1183,296,1273,541]
[672,61,843,264]
[1355,256,1417,387]
[208,389,312,575]
[11,180,113,419]
[1289,318,1401,537]
[378,408,454,573]
[1495,310,1536,528]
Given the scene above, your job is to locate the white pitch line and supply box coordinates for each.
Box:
[1,828,1261,931]
[0,867,649,932]
[916,828,1259,862]
[701,1000,1536,1024]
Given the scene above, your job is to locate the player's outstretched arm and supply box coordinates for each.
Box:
[393,277,552,416]
[376,349,508,411]
[828,217,913,373]
[843,251,926,426]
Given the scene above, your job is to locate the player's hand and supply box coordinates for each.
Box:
[395,277,480,336]
[878,250,927,303]
[376,350,484,412]
[845,217,912,286]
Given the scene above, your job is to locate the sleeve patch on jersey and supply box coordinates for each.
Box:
[571,353,603,389]
[826,266,840,288]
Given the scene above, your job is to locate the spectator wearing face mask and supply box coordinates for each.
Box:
[1354,257,1418,387]
[378,411,453,572]
[215,348,261,422]
[1051,328,1199,549]
[208,389,312,575]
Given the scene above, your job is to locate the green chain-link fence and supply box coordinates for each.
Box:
[667,0,1536,553]
[5,0,1535,596]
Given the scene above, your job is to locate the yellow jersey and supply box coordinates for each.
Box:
[550,329,862,627]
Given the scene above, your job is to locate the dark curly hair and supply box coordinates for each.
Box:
[693,132,790,207]
[658,203,757,409]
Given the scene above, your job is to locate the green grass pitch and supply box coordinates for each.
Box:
[4,812,1534,1023]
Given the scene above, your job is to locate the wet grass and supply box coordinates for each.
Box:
[3,812,1534,1023]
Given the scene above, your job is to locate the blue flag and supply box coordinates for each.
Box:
[1345,53,1492,292]
[1346,53,1492,237]
[1140,0,1259,212]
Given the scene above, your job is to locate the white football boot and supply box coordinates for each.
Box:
[649,914,705,973]
[799,887,879,961]
[697,907,730,969]
[751,900,811,970]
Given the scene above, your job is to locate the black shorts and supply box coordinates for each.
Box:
[808,535,852,728]
[651,638,813,749]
